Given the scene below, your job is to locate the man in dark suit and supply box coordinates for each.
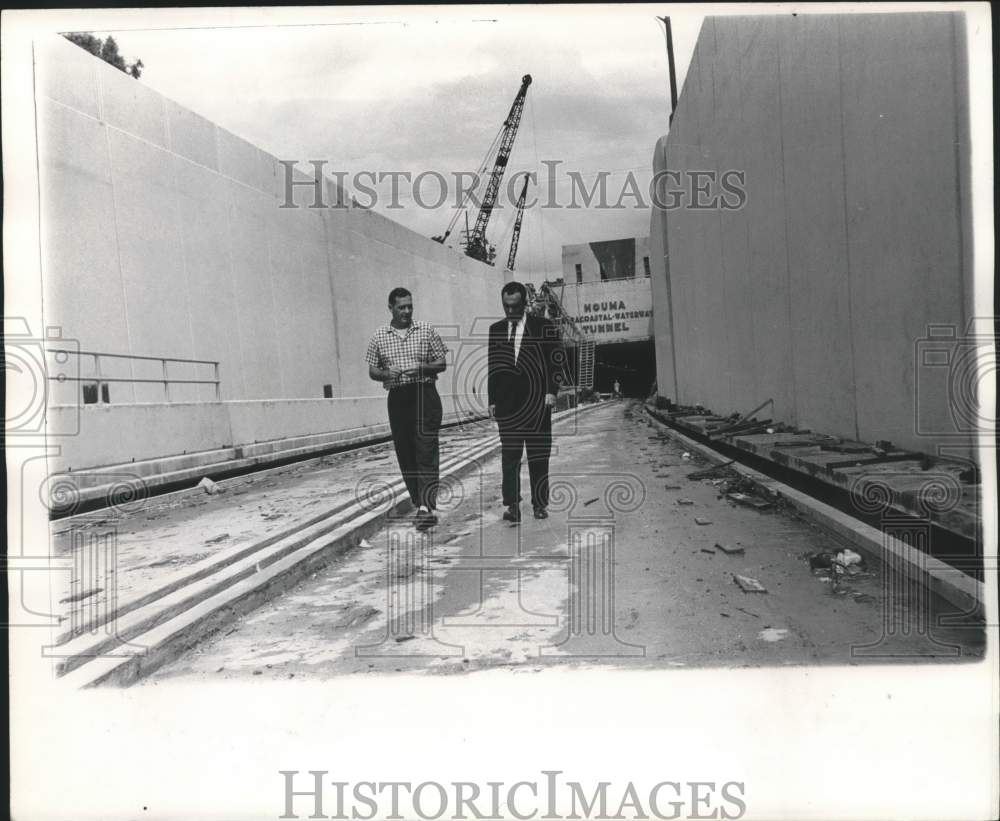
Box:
[487,281,562,522]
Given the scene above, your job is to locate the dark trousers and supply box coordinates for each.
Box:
[387,383,443,510]
[498,406,552,509]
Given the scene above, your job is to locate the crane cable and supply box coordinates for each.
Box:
[441,119,506,239]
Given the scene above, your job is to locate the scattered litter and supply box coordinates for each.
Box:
[853,594,877,604]
[766,428,775,434]
[394,635,416,643]
[726,492,772,510]
[197,477,224,495]
[359,538,373,548]
[664,484,682,490]
[682,452,692,461]
[205,533,230,544]
[720,612,730,618]
[734,606,760,618]
[809,552,834,570]
[583,497,599,506]
[700,546,716,554]
[715,543,745,555]
[261,512,284,521]
[734,574,767,593]
[694,517,712,526]
[834,549,864,568]
[758,627,788,642]
[676,498,695,506]
[337,605,380,628]
[817,576,832,583]
[59,587,102,604]
[687,461,736,480]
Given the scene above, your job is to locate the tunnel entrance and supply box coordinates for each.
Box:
[593,339,656,397]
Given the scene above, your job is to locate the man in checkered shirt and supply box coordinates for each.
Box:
[366,287,449,530]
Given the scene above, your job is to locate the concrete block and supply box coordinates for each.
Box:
[226,397,385,444]
[49,402,233,472]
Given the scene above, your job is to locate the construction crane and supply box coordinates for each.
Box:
[505,174,530,271]
[434,74,532,265]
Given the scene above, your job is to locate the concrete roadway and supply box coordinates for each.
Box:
[144,401,983,682]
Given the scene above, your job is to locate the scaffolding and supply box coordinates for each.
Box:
[525,281,595,392]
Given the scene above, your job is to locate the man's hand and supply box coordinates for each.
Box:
[489,404,496,419]
[544,393,556,408]
[384,367,404,381]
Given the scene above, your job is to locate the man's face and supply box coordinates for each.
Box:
[390,295,413,326]
[502,291,526,321]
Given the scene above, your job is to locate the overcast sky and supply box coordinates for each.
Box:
[92,6,704,280]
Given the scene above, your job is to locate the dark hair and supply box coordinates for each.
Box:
[501,281,527,303]
[388,287,412,306]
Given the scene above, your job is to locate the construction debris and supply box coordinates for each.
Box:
[687,461,736,481]
[809,552,834,570]
[726,491,773,510]
[716,543,745,555]
[834,549,864,568]
[197,477,223,495]
[734,574,767,593]
[694,517,713,526]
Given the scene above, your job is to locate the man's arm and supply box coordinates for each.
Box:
[487,325,497,416]
[369,365,403,382]
[543,319,562,401]
[403,327,448,377]
[365,335,402,383]
[403,358,446,377]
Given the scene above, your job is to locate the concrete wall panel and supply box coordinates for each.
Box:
[106,128,194,404]
[165,99,219,171]
[34,37,101,120]
[839,13,968,449]
[37,98,133,405]
[778,15,858,439]
[98,59,167,150]
[650,13,971,456]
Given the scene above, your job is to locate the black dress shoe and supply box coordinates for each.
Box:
[502,505,521,523]
[532,507,548,519]
[415,510,438,530]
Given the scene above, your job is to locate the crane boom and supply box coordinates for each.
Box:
[464,73,532,264]
[505,174,530,271]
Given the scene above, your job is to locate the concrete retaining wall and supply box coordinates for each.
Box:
[34,35,505,470]
[650,13,974,458]
[47,392,480,473]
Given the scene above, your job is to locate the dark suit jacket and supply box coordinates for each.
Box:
[487,313,562,423]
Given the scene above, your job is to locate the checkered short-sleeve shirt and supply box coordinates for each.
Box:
[365,320,449,391]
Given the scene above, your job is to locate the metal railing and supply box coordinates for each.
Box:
[47,348,221,402]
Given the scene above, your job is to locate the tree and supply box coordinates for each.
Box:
[62,32,143,79]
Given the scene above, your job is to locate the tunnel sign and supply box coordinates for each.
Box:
[559,279,655,343]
